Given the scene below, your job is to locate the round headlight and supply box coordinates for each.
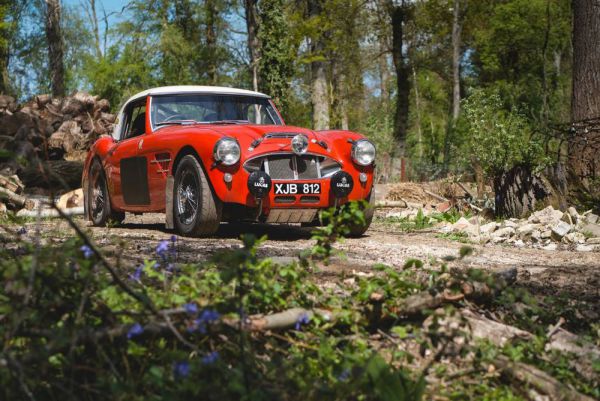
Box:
[351,139,376,166]
[214,137,241,166]
[291,134,309,155]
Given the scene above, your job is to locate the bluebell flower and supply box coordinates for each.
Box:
[127,322,144,339]
[80,245,93,259]
[156,240,170,259]
[129,265,143,282]
[188,309,220,333]
[170,235,177,243]
[184,302,198,315]
[166,263,175,272]
[337,369,351,382]
[201,351,219,365]
[17,227,27,235]
[295,313,310,331]
[173,361,190,378]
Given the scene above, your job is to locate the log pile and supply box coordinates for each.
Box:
[0,92,115,189]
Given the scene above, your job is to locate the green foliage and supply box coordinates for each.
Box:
[257,0,296,114]
[459,88,545,175]
[308,200,366,262]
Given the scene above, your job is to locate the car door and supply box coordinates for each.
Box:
[137,99,171,211]
[105,98,151,211]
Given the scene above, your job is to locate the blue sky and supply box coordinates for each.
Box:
[63,0,128,25]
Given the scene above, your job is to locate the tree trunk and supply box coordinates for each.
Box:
[0,0,11,94]
[451,0,461,122]
[308,0,329,130]
[494,165,557,218]
[244,0,260,92]
[442,0,462,171]
[205,0,218,84]
[44,0,65,98]
[569,0,600,208]
[387,0,410,157]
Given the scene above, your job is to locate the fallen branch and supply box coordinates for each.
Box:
[494,355,594,401]
[424,189,447,202]
[16,206,84,218]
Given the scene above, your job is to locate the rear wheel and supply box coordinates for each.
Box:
[87,159,124,226]
[173,155,222,237]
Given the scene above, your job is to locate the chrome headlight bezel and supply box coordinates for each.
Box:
[291,134,309,155]
[213,137,241,166]
[351,139,376,166]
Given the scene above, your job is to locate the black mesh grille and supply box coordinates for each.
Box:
[296,157,319,179]
[268,156,295,179]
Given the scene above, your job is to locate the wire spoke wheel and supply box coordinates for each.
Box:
[176,169,200,225]
[90,170,105,221]
[172,155,222,237]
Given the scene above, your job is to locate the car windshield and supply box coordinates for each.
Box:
[150,94,282,127]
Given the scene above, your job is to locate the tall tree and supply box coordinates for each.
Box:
[244,0,260,91]
[205,0,218,84]
[257,0,295,113]
[450,0,461,122]
[307,0,329,130]
[0,0,13,94]
[386,0,411,156]
[45,0,65,97]
[569,0,600,205]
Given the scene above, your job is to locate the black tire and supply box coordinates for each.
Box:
[87,159,124,226]
[173,155,222,237]
[347,189,375,238]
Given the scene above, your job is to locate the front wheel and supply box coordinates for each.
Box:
[173,155,222,237]
[347,189,375,238]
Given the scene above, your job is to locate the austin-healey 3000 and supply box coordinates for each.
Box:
[82,86,376,236]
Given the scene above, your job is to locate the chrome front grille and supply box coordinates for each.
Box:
[244,154,341,180]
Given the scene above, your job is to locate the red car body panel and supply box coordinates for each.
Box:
[83,89,374,222]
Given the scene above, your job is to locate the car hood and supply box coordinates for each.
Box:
[156,123,367,163]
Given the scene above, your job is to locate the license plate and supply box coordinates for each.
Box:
[274,182,321,195]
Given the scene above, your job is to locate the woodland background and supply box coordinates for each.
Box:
[0,0,599,211]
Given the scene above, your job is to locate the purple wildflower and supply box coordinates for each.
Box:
[188,309,220,333]
[337,369,351,382]
[295,313,310,331]
[80,245,93,259]
[184,302,198,315]
[156,240,170,259]
[173,361,190,378]
[127,322,144,339]
[129,265,143,282]
[201,351,219,365]
[17,227,27,235]
[170,235,177,243]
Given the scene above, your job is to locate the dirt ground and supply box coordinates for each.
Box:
[11,208,598,324]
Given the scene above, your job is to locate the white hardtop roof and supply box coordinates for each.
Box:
[125,85,269,104]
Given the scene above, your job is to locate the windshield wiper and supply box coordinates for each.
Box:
[204,119,250,125]
[155,120,199,126]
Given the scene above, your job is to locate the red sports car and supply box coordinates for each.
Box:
[82,86,376,237]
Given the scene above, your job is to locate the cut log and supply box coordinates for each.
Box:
[0,174,24,194]
[0,187,35,210]
[19,160,83,190]
[375,200,408,208]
